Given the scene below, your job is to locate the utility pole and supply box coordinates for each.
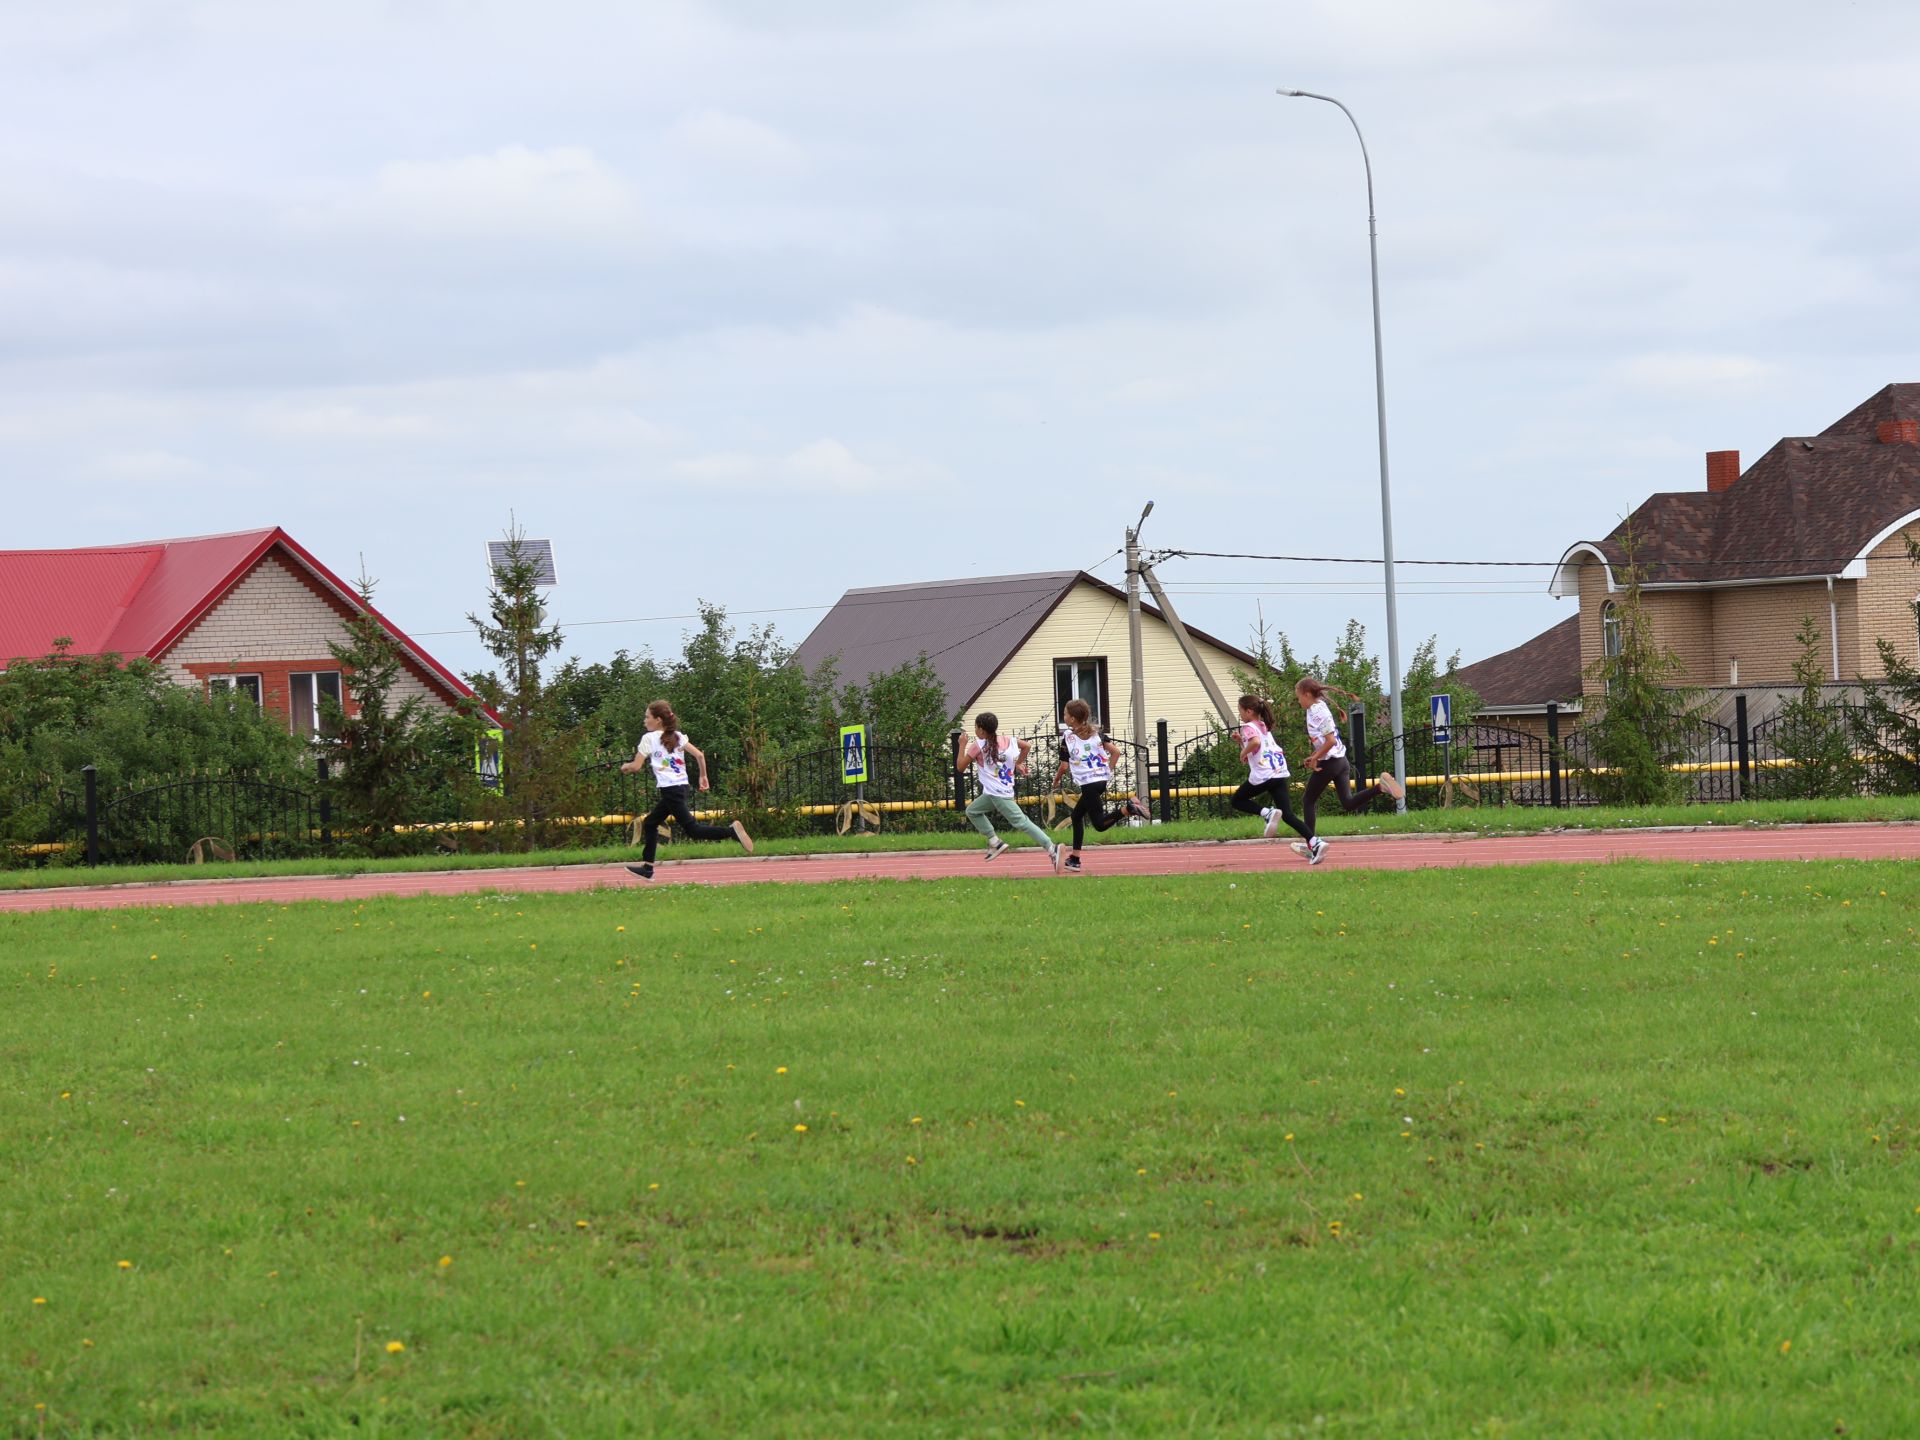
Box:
[1278,88,1407,810]
[1125,501,1154,762]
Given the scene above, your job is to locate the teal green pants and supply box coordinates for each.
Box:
[966,793,1055,851]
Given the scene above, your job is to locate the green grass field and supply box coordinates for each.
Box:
[8,792,1919,891]
[6,862,1918,1436]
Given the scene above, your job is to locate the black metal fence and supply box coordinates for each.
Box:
[12,695,1919,869]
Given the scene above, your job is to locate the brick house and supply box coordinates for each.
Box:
[0,527,482,732]
[1464,384,1920,730]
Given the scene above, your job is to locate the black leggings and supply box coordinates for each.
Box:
[641,786,732,862]
[1230,777,1311,841]
[1068,782,1126,851]
[1301,755,1383,833]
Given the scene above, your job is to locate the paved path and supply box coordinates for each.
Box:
[1,824,1914,913]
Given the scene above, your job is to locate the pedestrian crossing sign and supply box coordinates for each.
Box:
[840,724,869,785]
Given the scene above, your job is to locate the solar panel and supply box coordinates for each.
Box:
[485,538,557,586]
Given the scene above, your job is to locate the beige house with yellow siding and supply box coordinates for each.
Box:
[795,571,1254,741]
[1465,384,1920,730]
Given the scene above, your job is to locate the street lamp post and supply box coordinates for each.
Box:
[1277,88,1406,811]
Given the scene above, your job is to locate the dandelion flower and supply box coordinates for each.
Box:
[648,1182,660,1191]
[1780,1340,1792,1355]
[1136,1168,1147,1176]
[386,1340,406,1354]
[776,1066,788,1075]
[1148,1232,1162,1241]
[117,1260,132,1270]
[32,1297,46,1306]
[616,926,626,933]
[81,1339,93,1348]
[1351,1193,1364,1202]
[1015,1099,1026,1107]
[437,1256,453,1268]
[575,1220,589,1229]
[910,1116,922,1125]
[1284,1133,1295,1142]
[905,1155,918,1165]
[793,1123,808,1133]
[1393,1088,1405,1097]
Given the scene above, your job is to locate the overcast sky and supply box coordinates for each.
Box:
[5,0,1918,688]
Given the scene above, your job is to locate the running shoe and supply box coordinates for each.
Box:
[1126,795,1151,821]
[984,838,1008,862]
[1308,837,1329,865]
[1378,772,1405,801]
[1065,854,1083,872]
[731,819,755,854]
[1290,841,1310,857]
[1050,845,1066,874]
[625,863,655,880]
[1262,807,1281,840]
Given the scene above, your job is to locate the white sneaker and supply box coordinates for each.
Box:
[984,838,1008,862]
[1378,772,1405,801]
[1262,807,1281,840]
[1290,841,1310,857]
[1308,837,1329,865]
[1050,845,1065,874]
[731,819,754,854]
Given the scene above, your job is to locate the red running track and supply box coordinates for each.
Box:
[1,824,1914,913]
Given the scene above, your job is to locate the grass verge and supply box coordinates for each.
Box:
[4,861,1918,1436]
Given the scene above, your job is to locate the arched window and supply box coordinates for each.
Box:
[1601,601,1623,659]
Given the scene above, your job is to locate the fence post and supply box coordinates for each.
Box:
[1546,703,1562,809]
[1733,695,1750,800]
[317,756,333,847]
[1155,719,1171,825]
[1348,704,1368,783]
[950,730,966,816]
[83,764,100,867]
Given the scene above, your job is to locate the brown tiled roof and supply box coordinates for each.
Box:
[794,570,1256,712]
[1455,615,1582,708]
[1566,384,1920,585]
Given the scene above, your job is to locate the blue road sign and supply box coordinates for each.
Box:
[1431,693,1452,747]
[840,724,869,785]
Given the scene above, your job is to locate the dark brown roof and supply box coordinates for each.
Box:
[794,570,1256,712]
[1455,615,1581,708]
[1558,384,1920,587]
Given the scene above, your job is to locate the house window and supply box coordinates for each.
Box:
[1601,601,1622,659]
[1053,657,1109,723]
[289,671,343,738]
[208,674,263,707]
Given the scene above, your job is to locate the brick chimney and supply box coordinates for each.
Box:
[1706,450,1740,493]
[1876,419,1919,445]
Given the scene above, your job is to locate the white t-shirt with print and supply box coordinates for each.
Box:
[1305,700,1346,761]
[637,730,692,789]
[1243,721,1290,782]
[973,736,1018,798]
[1059,726,1113,787]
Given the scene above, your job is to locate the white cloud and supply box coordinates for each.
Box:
[673,437,915,493]
[1616,353,1780,394]
[287,145,646,248]
[667,109,808,176]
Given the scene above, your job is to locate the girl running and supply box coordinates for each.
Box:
[1051,698,1150,873]
[1231,693,1320,862]
[621,700,753,880]
[1293,677,1404,857]
[958,711,1064,873]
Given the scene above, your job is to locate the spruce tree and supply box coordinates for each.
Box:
[1765,615,1860,800]
[1572,525,1717,805]
[322,568,436,847]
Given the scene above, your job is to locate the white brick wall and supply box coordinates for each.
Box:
[161,554,453,710]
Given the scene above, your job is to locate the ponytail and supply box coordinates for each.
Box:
[1237,693,1276,731]
[647,699,680,751]
[1063,697,1096,741]
[975,711,1001,764]
[1295,676,1355,726]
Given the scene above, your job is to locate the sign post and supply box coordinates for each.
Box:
[476,728,505,793]
[1431,693,1452,807]
[840,724,871,833]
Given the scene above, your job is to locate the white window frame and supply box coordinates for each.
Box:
[1600,601,1622,659]
[208,673,263,706]
[288,670,344,738]
[1053,656,1109,724]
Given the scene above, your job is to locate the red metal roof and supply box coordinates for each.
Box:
[0,526,484,712]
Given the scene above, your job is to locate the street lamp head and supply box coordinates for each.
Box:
[1276,88,1304,96]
